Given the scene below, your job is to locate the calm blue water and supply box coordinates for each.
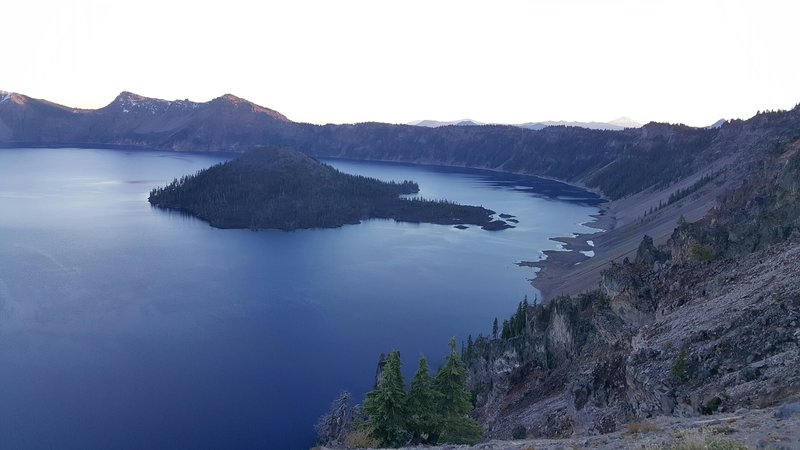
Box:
[0,148,600,449]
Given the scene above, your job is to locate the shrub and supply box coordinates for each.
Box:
[512,424,527,439]
[700,396,723,415]
[343,430,380,449]
[665,429,748,450]
[702,437,748,450]
[625,420,660,435]
[671,345,688,381]
[689,244,715,262]
[711,425,736,435]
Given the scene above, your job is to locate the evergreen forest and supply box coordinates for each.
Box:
[148,147,498,231]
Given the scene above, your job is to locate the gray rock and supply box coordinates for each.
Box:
[774,403,800,419]
[466,238,800,440]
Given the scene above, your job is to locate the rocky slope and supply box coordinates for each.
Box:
[461,136,800,443]
[529,107,800,300]
[465,236,800,440]
[321,404,800,450]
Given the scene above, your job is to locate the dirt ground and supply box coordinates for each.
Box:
[323,404,800,450]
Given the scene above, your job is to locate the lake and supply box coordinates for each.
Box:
[0,148,601,449]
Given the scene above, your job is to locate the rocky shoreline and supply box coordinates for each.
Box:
[520,207,613,301]
[525,166,726,302]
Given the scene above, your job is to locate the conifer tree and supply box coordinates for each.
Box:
[522,296,529,334]
[374,352,388,388]
[435,337,482,444]
[406,355,442,444]
[492,317,498,339]
[362,351,410,447]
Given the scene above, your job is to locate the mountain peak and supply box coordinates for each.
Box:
[410,119,485,127]
[107,91,172,114]
[210,94,289,121]
[115,91,145,101]
[215,93,246,103]
[608,116,642,128]
[0,91,28,106]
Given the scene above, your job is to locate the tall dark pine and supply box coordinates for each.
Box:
[406,355,442,444]
[501,319,510,339]
[435,337,482,444]
[362,351,410,447]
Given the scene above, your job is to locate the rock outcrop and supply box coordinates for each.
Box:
[467,236,800,440]
[464,139,800,440]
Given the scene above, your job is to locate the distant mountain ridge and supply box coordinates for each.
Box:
[3,90,800,202]
[0,90,289,151]
[410,119,486,127]
[410,116,642,130]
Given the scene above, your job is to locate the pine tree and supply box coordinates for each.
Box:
[406,355,442,444]
[492,317,498,339]
[362,351,410,447]
[374,352,388,388]
[522,297,529,335]
[435,337,482,444]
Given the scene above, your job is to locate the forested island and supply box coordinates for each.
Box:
[148,147,504,231]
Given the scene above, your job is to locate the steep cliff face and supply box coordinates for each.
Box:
[464,140,800,439]
[671,137,800,262]
[625,241,800,420]
[467,237,800,440]
[467,292,639,438]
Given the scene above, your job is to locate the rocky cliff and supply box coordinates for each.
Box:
[463,137,800,440]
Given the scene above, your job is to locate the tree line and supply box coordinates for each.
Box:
[316,338,482,448]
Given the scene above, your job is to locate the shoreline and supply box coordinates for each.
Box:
[519,206,618,301]
[525,171,726,301]
[5,145,641,300]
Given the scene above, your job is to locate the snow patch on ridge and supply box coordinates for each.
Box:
[115,92,200,115]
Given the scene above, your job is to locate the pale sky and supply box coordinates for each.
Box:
[2,0,799,126]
